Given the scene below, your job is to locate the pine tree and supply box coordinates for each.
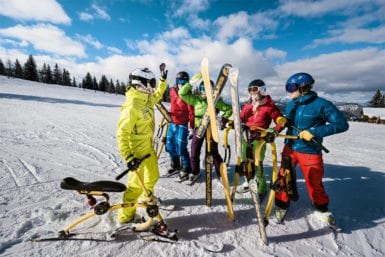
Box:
[62,68,71,86]
[23,55,38,81]
[93,76,98,92]
[99,75,108,92]
[39,63,47,83]
[120,81,126,95]
[6,59,13,78]
[46,64,53,84]
[380,94,385,108]
[53,64,62,85]
[14,59,23,79]
[72,76,77,87]
[369,89,383,107]
[0,58,5,75]
[82,72,93,89]
[109,79,115,93]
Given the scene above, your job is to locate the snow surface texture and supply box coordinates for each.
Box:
[363,107,385,118]
[1,76,384,257]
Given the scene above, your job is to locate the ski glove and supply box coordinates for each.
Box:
[189,72,202,85]
[265,128,278,143]
[276,116,287,128]
[299,130,314,141]
[126,157,142,171]
[159,63,168,81]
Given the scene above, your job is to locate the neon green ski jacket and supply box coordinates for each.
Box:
[179,83,232,128]
[117,80,167,162]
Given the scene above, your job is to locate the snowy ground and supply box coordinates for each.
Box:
[363,107,385,118]
[1,76,384,257]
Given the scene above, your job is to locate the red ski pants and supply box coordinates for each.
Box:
[275,145,329,207]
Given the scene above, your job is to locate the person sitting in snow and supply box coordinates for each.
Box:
[274,72,349,226]
[116,64,167,223]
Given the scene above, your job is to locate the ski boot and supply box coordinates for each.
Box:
[151,222,179,241]
[274,207,288,224]
[167,157,181,176]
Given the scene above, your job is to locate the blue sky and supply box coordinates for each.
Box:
[0,0,384,103]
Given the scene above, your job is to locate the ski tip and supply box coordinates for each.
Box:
[201,57,209,66]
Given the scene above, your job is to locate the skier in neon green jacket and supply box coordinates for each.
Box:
[116,65,168,223]
[179,77,232,181]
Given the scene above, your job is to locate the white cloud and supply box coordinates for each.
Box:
[309,26,385,48]
[264,47,287,61]
[267,47,385,102]
[279,0,371,17]
[0,24,86,57]
[0,0,70,24]
[172,0,210,17]
[92,4,111,20]
[79,4,111,22]
[79,12,94,22]
[107,47,122,55]
[214,11,278,41]
[162,27,191,40]
[131,33,275,98]
[77,34,104,49]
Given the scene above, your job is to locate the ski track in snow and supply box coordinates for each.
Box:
[0,77,384,257]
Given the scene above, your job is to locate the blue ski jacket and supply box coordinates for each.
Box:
[285,91,349,154]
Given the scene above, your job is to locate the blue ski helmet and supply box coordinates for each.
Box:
[285,72,314,93]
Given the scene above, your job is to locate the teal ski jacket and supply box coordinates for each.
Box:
[285,91,349,154]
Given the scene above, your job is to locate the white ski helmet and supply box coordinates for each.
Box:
[129,68,156,93]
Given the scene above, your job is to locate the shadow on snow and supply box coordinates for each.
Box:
[0,93,121,108]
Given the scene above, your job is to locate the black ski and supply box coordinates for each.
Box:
[31,237,112,242]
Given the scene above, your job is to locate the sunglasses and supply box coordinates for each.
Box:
[176,79,188,85]
[285,83,299,93]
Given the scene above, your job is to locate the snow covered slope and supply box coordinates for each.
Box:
[1,76,384,257]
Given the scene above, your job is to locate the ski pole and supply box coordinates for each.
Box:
[115,154,151,180]
[290,125,329,153]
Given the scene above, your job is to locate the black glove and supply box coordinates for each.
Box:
[159,63,168,81]
[127,157,141,171]
[265,128,278,143]
[220,116,228,130]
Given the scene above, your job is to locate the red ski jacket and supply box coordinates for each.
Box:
[240,95,284,131]
[170,87,194,128]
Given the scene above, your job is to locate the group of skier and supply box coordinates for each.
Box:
[115,62,349,227]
